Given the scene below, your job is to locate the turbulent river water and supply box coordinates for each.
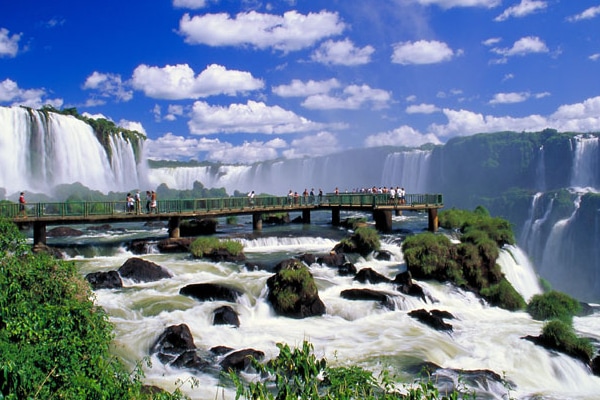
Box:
[45,210,600,400]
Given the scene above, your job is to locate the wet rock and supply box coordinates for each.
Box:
[118,257,173,283]
[85,270,123,289]
[340,288,396,310]
[179,218,217,236]
[157,237,193,253]
[394,271,426,301]
[150,324,207,371]
[354,267,391,284]
[213,305,240,327]
[267,259,326,318]
[338,262,357,276]
[374,250,393,261]
[220,349,264,372]
[409,309,453,331]
[317,252,345,267]
[47,226,83,237]
[180,283,243,302]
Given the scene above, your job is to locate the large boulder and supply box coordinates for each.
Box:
[317,252,345,267]
[150,324,207,371]
[118,257,173,283]
[213,305,240,327]
[180,283,243,302]
[354,268,391,284]
[394,271,426,301]
[46,226,83,237]
[179,218,217,236]
[409,309,453,331]
[85,270,123,289]
[220,348,264,372]
[267,259,326,318]
[340,288,396,310]
[157,238,193,253]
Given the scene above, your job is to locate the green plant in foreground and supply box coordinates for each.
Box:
[226,341,474,399]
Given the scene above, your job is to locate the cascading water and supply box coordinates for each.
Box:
[0,106,146,196]
[70,216,600,400]
[381,150,432,193]
[570,136,599,191]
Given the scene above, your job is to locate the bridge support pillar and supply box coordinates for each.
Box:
[373,210,392,233]
[168,217,181,238]
[33,221,47,245]
[428,208,439,232]
[395,209,402,217]
[331,208,340,226]
[252,213,262,231]
[302,209,311,224]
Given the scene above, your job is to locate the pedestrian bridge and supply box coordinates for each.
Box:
[1,193,443,245]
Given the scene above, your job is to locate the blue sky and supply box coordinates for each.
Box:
[1,0,599,163]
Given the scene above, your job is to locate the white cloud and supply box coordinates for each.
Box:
[173,0,210,9]
[283,131,339,158]
[146,132,229,160]
[188,100,324,134]
[491,36,548,57]
[118,119,147,135]
[426,96,600,139]
[302,84,391,110]
[0,28,21,58]
[495,0,547,22]
[406,103,440,114]
[365,125,442,147]
[178,10,345,52]
[590,53,600,61]
[83,71,133,102]
[414,0,501,9]
[131,63,263,100]
[209,139,286,163]
[272,78,340,97]
[0,78,63,108]
[567,6,600,22]
[482,37,502,46]
[392,40,456,65]
[489,92,530,104]
[311,39,374,66]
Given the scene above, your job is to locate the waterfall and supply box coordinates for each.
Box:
[535,145,546,192]
[570,136,599,191]
[497,245,542,302]
[381,150,432,193]
[0,106,146,196]
[519,193,554,264]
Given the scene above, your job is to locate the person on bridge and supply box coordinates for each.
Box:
[248,190,255,207]
[18,192,26,217]
[150,191,158,213]
[134,191,141,214]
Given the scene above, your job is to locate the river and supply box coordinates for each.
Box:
[46,210,600,399]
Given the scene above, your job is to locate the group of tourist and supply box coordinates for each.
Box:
[284,188,324,206]
[126,190,157,214]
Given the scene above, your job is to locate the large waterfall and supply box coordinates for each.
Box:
[0,106,146,197]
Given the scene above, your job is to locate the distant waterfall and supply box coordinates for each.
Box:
[535,146,546,192]
[149,148,433,195]
[519,193,554,264]
[0,106,146,197]
[570,136,599,190]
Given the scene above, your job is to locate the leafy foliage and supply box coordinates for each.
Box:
[479,278,526,311]
[540,320,594,362]
[190,236,243,258]
[227,341,473,399]
[527,291,582,323]
[0,220,186,399]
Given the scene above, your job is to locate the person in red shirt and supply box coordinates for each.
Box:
[18,192,26,217]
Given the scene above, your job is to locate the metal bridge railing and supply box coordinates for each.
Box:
[0,193,443,219]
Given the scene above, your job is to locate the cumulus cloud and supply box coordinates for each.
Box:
[118,119,147,135]
[365,125,442,147]
[272,78,340,97]
[208,138,287,163]
[406,103,440,114]
[282,131,339,158]
[391,40,457,65]
[495,0,547,22]
[188,100,325,134]
[0,78,62,108]
[489,92,531,104]
[146,132,231,160]
[491,36,548,57]
[414,0,501,9]
[0,28,21,58]
[173,0,210,9]
[567,6,600,22]
[590,53,600,61]
[131,63,263,100]
[83,71,133,102]
[311,39,374,66]
[426,96,600,139]
[302,84,391,110]
[178,10,345,52]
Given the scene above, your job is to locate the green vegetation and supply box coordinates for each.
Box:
[540,320,594,362]
[227,340,474,399]
[527,291,582,323]
[339,226,381,256]
[0,219,185,399]
[190,236,244,258]
[226,215,238,225]
[403,207,525,311]
[268,262,318,311]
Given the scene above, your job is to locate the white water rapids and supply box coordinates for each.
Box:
[66,214,600,400]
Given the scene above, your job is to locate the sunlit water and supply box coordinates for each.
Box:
[50,211,600,400]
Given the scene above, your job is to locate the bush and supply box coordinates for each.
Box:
[190,236,243,258]
[541,320,594,362]
[527,291,582,323]
[352,226,381,256]
[480,278,526,311]
[402,233,464,284]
